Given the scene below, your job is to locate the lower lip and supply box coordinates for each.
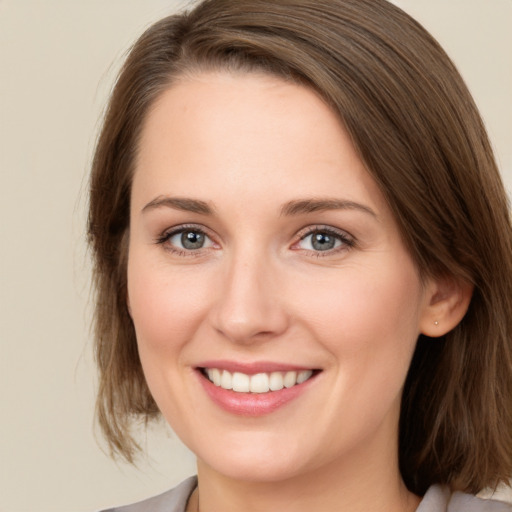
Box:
[197,371,317,417]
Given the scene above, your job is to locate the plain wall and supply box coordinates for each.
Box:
[0,1,510,511]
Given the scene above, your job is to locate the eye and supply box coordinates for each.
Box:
[295,227,354,254]
[157,226,215,253]
[170,230,210,250]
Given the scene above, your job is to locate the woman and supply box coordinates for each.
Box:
[89,0,512,510]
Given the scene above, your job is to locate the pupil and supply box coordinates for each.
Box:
[312,232,335,251]
[181,231,204,250]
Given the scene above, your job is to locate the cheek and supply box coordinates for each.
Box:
[126,250,215,422]
[126,252,211,357]
[295,262,422,343]
[292,257,424,390]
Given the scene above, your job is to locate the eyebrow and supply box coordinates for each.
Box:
[280,198,377,218]
[142,196,215,215]
[141,195,377,218]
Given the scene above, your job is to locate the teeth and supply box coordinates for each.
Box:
[204,368,314,393]
[211,368,221,386]
[284,371,297,388]
[297,370,313,384]
[250,373,269,393]
[220,370,233,390]
[269,372,284,391]
[232,372,250,392]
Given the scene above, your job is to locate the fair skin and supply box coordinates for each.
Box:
[127,71,469,512]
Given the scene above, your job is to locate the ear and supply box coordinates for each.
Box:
[419,275,473,338]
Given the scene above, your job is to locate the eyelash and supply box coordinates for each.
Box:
[155,224,355,258]
[294,226,355,257]
[155,224,214,257]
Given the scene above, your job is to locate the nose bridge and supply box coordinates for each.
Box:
[212,242,288,343]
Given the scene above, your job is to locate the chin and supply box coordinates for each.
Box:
[192,430,322,483]
[200,454,308,483]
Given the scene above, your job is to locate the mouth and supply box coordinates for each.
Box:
[195,361,321,415]
[200,367,316,394]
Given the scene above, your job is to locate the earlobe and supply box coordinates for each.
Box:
[420,276,473,338]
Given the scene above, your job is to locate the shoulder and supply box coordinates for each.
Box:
[418,485,512,512]
[99,476,197,512]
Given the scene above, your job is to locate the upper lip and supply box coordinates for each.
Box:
[196,360,319,375]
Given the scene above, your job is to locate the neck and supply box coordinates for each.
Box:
[193,440,420,512]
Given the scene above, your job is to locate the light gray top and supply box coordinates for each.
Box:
[101,476,512,512]
[100,477,197,512]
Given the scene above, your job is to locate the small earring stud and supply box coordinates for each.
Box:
[434,320,439,326]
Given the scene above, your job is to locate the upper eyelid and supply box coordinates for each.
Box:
[160,223,213,238]
[295,224,354,240]
[155,225,218,258]
[155,224,216,247]
[292,225,356,254]
[159,223,352,236]
[155,223,355,249]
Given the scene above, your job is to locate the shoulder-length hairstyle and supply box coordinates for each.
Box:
[88,0,512,495]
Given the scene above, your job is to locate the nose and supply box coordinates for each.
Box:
[210,251,290,344]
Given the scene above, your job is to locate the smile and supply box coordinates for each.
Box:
[203,368,314,393]
[196,362,321,416]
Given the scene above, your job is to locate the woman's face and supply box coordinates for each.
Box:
[128,71,434,482]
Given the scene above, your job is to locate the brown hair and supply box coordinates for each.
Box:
[88,0,512,495]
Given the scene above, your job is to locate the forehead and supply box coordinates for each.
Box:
[133,71,385,215]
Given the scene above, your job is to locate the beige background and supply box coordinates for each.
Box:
[0,1,510,511]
